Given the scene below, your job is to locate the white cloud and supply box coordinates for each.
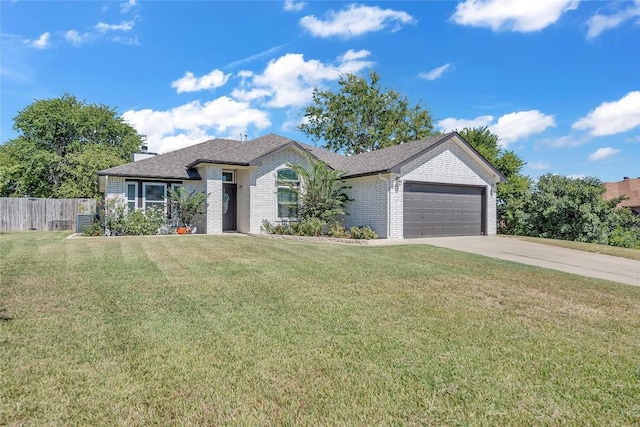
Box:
[65,30,91,46]
[338,49,371,62]
[527,161,550,170]
[283,0,306,12]
[542,133,591,148]
[95,21,134,32]
[231,50,373,108]
[438,110,555,146]
[490,110,555,144]
[300,4,414,38]
[586,1,640,39]
[120,0,137,14]
[122,97,271,153]
[419,63,451,81]
[24,32,50,49]
[567,173,586,179]
[171,69,231,93]
[588,147,620,161]
[451,0,579,32]
[572,91,640,136]
[437,115,494,132]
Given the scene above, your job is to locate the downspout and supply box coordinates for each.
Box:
[378,173,390,238]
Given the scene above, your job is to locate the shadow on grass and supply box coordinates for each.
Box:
[0,307,12,321]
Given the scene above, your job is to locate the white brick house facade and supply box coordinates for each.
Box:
[99,133,504,238]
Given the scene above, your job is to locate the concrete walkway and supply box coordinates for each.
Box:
[372,236,640,287]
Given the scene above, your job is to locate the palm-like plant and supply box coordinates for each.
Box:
[285,157,351,223]
[168,187,207,228]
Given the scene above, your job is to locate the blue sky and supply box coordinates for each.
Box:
[1,0,639,182]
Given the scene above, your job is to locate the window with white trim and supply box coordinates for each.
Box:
[143,183,166,211]
[277,168,299,219]
[222,170,235,183]
[125,182,138,211]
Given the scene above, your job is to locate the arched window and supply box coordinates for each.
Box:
[277,168,299,219]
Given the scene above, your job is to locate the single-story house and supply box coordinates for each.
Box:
[97,132,505,238]
[603,177,640,215]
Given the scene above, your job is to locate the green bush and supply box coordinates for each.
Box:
[261,220,296,235]
[123,206,165,235]
[328,221,349,238]
[608,226,640,249]
[296,218,326,237]
[82,221,104,236]
[350,226,378,240]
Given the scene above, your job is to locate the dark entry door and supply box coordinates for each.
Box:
[222,184,237,231]
[403,183,484,238]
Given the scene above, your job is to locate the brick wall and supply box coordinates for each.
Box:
[249,148,311,234]
[343,175,389,238]
[203,164,223,234]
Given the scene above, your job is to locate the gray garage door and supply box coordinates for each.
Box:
[403,183,484,238]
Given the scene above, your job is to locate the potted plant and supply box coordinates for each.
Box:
[168,187,207,234]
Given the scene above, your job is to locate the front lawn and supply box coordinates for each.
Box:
[1,233,639,425]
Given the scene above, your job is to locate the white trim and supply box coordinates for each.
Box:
[222,170,235,183]
[276,167,299,220]
[125,181,138,211]
[143,182,167,212]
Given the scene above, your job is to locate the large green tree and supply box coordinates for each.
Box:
[0,94,144,198]
[299,70,435,155]
[520,174,639,247]
[458,127,531,234]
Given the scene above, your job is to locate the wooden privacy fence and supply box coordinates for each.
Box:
[0,197,96,232]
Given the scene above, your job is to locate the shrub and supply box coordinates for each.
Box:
[328,221,350,238]
[350,226,378,240]
[123,206,165,235]
[82,221,104,236]
[168,187,207,228]
[608,226,640,249]
[262,220,296,235]
[296,218,326,237]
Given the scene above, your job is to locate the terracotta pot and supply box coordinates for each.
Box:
[176,227,189,235]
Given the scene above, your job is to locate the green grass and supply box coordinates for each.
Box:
[501,235,640,261]
[1,232,639,425]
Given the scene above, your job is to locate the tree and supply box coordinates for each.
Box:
[299,70,435,155]
[168,187,207,228]
[521,174,639,247]
[458,127,531,234]
[0,94,144,198]
[285,157,350,223]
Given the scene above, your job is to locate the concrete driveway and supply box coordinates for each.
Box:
[376,236,640,287]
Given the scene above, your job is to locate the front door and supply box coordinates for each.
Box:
[222,184,237,231]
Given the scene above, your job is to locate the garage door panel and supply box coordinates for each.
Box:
[403,183,483,238]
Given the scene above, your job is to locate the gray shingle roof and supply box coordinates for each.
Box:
[98,132,503,181]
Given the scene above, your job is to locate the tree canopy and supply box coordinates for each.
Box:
[458,126,531,234]
[298,70,435,155]
[517,174,639,248]
[0,94,144,198]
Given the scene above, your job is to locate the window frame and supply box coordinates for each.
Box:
[142,182,167,212]
[276,168,299,220]
[222,170,235,184]
[125,181,138,211]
